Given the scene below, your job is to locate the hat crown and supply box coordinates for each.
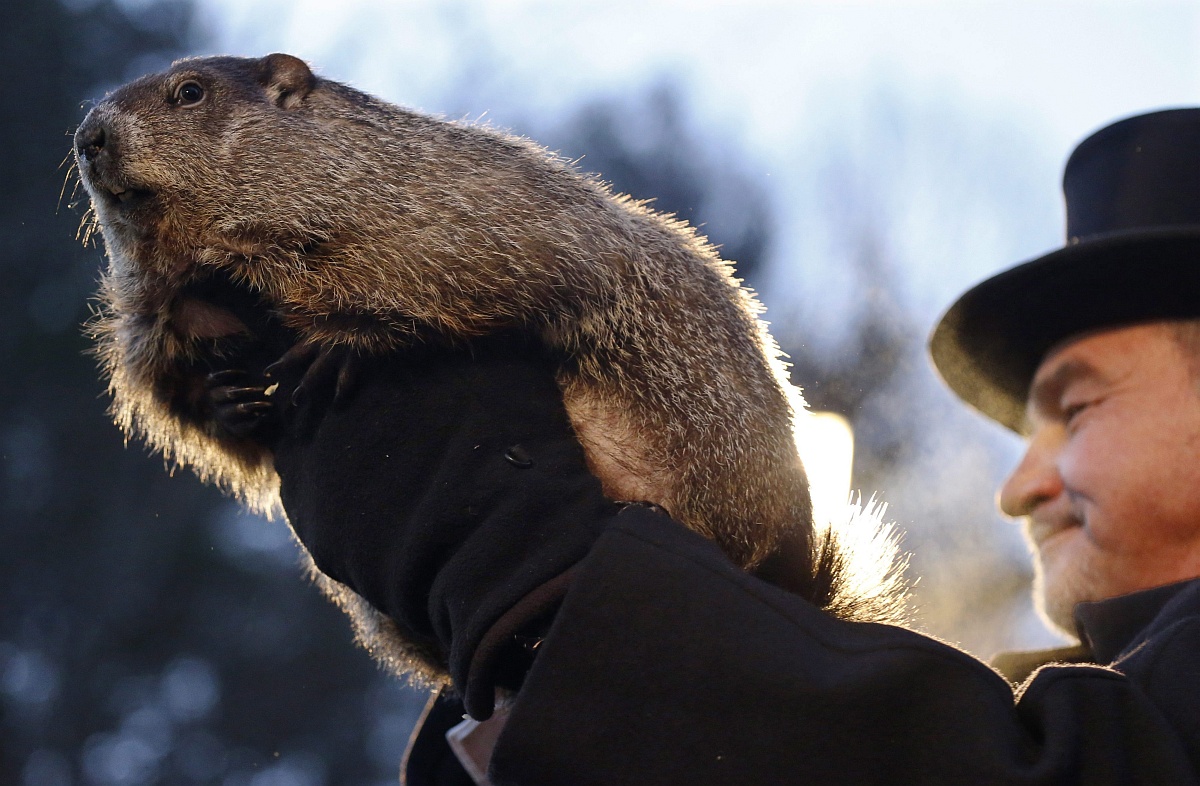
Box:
[931,107,1200,432]
[1065,108,1200,241]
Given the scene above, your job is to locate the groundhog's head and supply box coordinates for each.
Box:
[74,55,342,301]
[72,54,359,510]
[74,53,577,347]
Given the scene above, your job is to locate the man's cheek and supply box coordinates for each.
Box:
[1056,430,1110,498]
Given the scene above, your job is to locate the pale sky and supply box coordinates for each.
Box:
[194,1,1200,150]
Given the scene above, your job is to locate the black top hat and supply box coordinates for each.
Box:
[929,108,1200,432]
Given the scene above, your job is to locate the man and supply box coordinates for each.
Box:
[275,108,1200,784]
[928,106,1200,681]
[989,322,1200,680]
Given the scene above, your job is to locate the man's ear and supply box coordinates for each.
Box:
[259,53,315,110]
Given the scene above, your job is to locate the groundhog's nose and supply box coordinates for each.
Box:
[75,116,108,162]
[74,111,140,204]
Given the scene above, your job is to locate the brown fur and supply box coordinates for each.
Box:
[74,53,905,686]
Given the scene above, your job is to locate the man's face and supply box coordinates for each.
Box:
[999,322,1200,635]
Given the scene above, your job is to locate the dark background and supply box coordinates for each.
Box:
[5,3,433,784]
[1,2,1028,784]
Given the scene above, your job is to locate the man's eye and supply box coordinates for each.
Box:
[1063,401,1091,424]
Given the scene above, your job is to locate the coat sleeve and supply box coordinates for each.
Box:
[488,510,1200,785]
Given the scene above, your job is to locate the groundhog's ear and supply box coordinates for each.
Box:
[258,53,315,110]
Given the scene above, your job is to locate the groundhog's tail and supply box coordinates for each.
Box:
[810,495,911,625]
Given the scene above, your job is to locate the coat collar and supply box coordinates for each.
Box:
[991,576,1200,684]
[1074,576,1200,664]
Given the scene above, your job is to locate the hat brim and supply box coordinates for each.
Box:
[929,227,1200,432]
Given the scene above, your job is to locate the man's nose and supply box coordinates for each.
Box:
[998,430,1064,518]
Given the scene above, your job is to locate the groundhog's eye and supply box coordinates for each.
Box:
[174,81,206,106]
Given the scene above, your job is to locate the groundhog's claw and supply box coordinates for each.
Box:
[205,369,279,440]
[263,342,319,380]
[264,342,359,407]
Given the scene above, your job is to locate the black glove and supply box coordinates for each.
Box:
[271,338,623,719]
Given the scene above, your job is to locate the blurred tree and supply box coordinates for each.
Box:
[0,3,426,785]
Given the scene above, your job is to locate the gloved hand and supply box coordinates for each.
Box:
[270,337,625,719]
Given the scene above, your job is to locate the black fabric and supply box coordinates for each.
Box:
[482,514,1200,785]
[1063,109,1200,239]
[265,337,1200,783]
[403,690,477,786]
[1075,578,1196,665]
[989,579,1196,685]
[929,108,1200,432]
[930,232,1200,431]
[271,339,619,719]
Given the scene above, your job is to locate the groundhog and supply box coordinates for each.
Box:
[73,53,903,686]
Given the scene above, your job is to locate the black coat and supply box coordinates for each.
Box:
[406,512,1200,785]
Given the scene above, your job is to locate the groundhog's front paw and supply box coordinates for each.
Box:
[205,369,280,441]
[264,342,361,407]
